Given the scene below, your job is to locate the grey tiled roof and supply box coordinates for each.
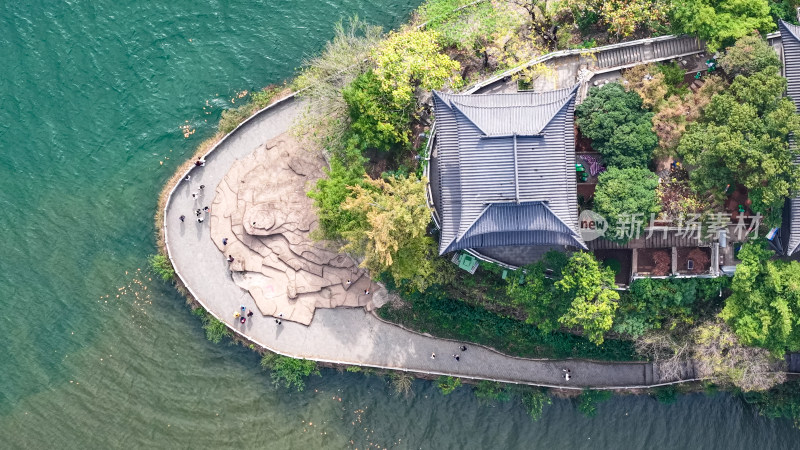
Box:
[432,87,586,255]
[779,20,800,255]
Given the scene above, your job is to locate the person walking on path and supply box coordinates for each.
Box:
[240,305,246,313]
[240,317,246,324]
[203,206,209,212]
[222,238,228,246]
[460,345,467,352]
[452,354,460,362]
[364,289,370,295]
[179,215,185,222]
[275,313,283,325]
[227,255,234,263]
[195,159,205,167]
[431,353,436,359]
[234,311,240,319]
[197,217,204,223]
[246,310,254,318]
[192,192,198,199]
[185,175,191,181]
[199,184,205,190]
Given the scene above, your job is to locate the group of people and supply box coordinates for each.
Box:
[180,159,208,224]
[233,305,255,325]
[431,345,468,361]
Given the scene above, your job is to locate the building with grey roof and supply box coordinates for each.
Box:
[426,85,586,267]
[779,19,800,257]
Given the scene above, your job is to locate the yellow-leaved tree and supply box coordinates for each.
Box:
[371,29,461,108]
[341,173,437,291]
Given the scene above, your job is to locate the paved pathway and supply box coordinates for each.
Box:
[163,95,664,389]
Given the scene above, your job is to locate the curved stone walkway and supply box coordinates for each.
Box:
[164,96,668,389]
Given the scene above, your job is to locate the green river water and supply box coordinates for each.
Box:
[1,1,800,448]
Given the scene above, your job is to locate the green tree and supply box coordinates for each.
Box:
[719,32,782,78]
[575,82,658,168]
[557,252,620,345]
[677,67,800,225]
[506,251,570,332]
[671,0,775,52]
[593,167,661,244]
[307,143,368,240]
[343,70,412,152]
[260,353,320,391]
[720,242,800,356]
[341,173,437,291]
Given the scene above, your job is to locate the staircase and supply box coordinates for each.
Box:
[597,45,645,69]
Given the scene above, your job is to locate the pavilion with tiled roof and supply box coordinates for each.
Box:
[427,85,585,267]
[778,19,800,257]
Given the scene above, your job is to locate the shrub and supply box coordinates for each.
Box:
[719,32,781,78]
[389,372,414,396]
[653,385,679,404]
[577,390,613,417]
[260,353,320,391]
[148,253,174,282]
[436,376,461,395]
[218,106,249,134]
[575,82,658,168]
[614,277,730,338]
[473,381,511,403]
[744,380,800,428]
[521,387,552,421]
[192,308,232,344]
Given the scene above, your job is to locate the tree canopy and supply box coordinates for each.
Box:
[720,242,800,356]
[556,252,620,345]
[676,67,800,225]
[719,32,782,78]
[575,82,658,168]
[371,29,461,109]
[670,0,775,52]
[343,70,412,152]
[506,250,570,333]
[593,167,661,243]
[341,173,438,291]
